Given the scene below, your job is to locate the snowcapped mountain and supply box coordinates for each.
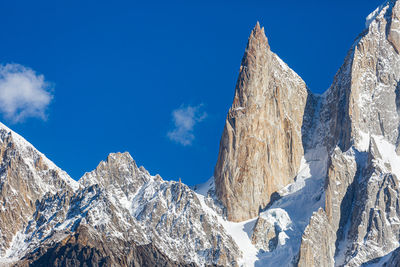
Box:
[2,0,400,266]
[0,143,240,266]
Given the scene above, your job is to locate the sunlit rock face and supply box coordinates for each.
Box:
[0,123,79,257]
[214,22,309,222]
[4,1,400,266]
[388,0,400,54]
[321,0,400,153]
[0,141,241,267]
[297,1,400,266]
[297,208,336,267]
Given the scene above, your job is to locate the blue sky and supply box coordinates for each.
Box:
[0,0,383,185]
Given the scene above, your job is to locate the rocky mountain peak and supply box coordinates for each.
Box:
[320,0,400,154]
[248,21,269,50]
[5,2,400,266]
[231,22,270,109]
[0,122,78,257]
[80,152,150,198]
[388,0,400,53]
[296,1,400,265]
[214,22,309,222]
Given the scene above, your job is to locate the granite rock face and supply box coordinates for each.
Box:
[251,209,292,252]
[297,1,400,266]
[0,118,242,266]
[214,22,309,222]
[324,147,358,244]
[338,137,400,266]
[321,0,400,152]
[16,225,198,267]
[297,208,335,267]
[0,123,78,257]
[388,0,400,53]
[4,1,400,266]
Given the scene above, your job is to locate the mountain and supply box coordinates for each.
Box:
[2,0,400,266]
[0,136,240,266]
[298,1,400,266]
[214,22,309,222]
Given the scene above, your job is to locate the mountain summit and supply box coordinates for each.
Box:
[214,22,309,222]
[2,1,400,266]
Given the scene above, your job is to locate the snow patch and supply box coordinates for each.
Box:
[371,135,400,180]
[193,176,214,196]
[259,208,292,246]
[255,145,328,266]
[357,131,371,152]
[365,2,388,28]
[274,54,289,72]
[196,193,258,266]
[0,122,79,191]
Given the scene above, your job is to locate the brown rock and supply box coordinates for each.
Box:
[388,1,400,53]
[214,22,309,222]
[16,225,198,267]
[297,208,336,267]
[251,216,278,252]
[0,126,77,257]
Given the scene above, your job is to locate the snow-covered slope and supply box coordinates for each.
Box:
[297,1,400,266]
[3,1,400,266]
[0,122,78,260]
[1,152,241,266]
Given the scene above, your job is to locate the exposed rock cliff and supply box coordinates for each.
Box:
[16,225,197,267]
[0,123,78,258]
[3,1,400,266]
[297,208,335,267]
[1,150,240,267]
[214,22,309,222]
[297,1,400,266]
[321,0,400,152]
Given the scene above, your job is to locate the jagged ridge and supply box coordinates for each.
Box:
[2,1,400,266]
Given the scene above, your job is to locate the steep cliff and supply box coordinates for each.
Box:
[214,22,309,222]
[297,1,400,266]
[1,151,241,267]
[0,123,78,258]
[3,1,400,266]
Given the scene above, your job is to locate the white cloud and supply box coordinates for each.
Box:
[0,63,53,122]
[167,104,207,146]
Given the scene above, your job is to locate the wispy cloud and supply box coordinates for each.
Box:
[0,63,53,122]
[167,104,207,146]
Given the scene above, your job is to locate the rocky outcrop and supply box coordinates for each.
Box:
[298,136,400,266]
[388,0,400,53]
[251,217,277,252]
[1,150,240,267]
[251,209,291,252]
[324,147,358,243]
[322,0,400,152]
[4,1,400,266]
[16,225,197,267]
[340,137,400,266]
[297,208,335,267]
[296,147,358,266]
[214,22,309,222]
[0,123,78,257]
[296,1,400,266]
